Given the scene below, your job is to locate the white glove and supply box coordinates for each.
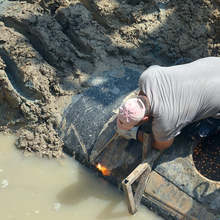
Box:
[117,127,139,140]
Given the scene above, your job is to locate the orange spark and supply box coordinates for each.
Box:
[96,163,111,176]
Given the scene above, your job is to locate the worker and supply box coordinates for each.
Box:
[117,57,220,151]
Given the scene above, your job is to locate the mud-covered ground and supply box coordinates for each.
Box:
[0,0,219,158]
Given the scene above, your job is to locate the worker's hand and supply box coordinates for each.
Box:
[117,127,139,140]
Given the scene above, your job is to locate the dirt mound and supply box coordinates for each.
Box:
[0,0,219,158]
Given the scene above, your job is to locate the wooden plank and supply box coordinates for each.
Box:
[122,182,137,214]
[122,134,162,215]
[123,163,149,184]
[134,167,151,209]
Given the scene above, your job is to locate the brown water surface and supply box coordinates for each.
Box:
[0,134,162,220]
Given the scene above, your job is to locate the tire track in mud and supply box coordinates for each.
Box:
[0,1,96,97]
[79,0,111,30]
[0,17,77,76]
[0,1,116,79]
[54,3,117,62]
[0,48,41,101]
[0,56,23,109]
[1,17,58,71]
[0,2,96,76]
[0,21,58,102]
[54,4,96,62]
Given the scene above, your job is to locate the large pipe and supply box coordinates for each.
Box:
[58,67,143,178]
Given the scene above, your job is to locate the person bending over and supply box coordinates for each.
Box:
[117,57,220,151]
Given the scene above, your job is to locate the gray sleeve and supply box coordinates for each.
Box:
[152,116,183,141]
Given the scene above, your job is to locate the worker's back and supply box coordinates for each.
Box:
[139,57,220,141]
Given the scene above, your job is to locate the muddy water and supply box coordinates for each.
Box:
[0,134,162,220]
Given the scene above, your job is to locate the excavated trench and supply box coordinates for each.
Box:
[0,0,219,219]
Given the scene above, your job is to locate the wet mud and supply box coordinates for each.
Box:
[0,1,220,219]
[0,0,219,158]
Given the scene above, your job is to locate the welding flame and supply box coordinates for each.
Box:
[96,163,111,176]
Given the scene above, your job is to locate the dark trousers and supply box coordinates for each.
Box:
[183,117,220,141]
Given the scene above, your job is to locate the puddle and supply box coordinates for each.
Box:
[0,134,162,220]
